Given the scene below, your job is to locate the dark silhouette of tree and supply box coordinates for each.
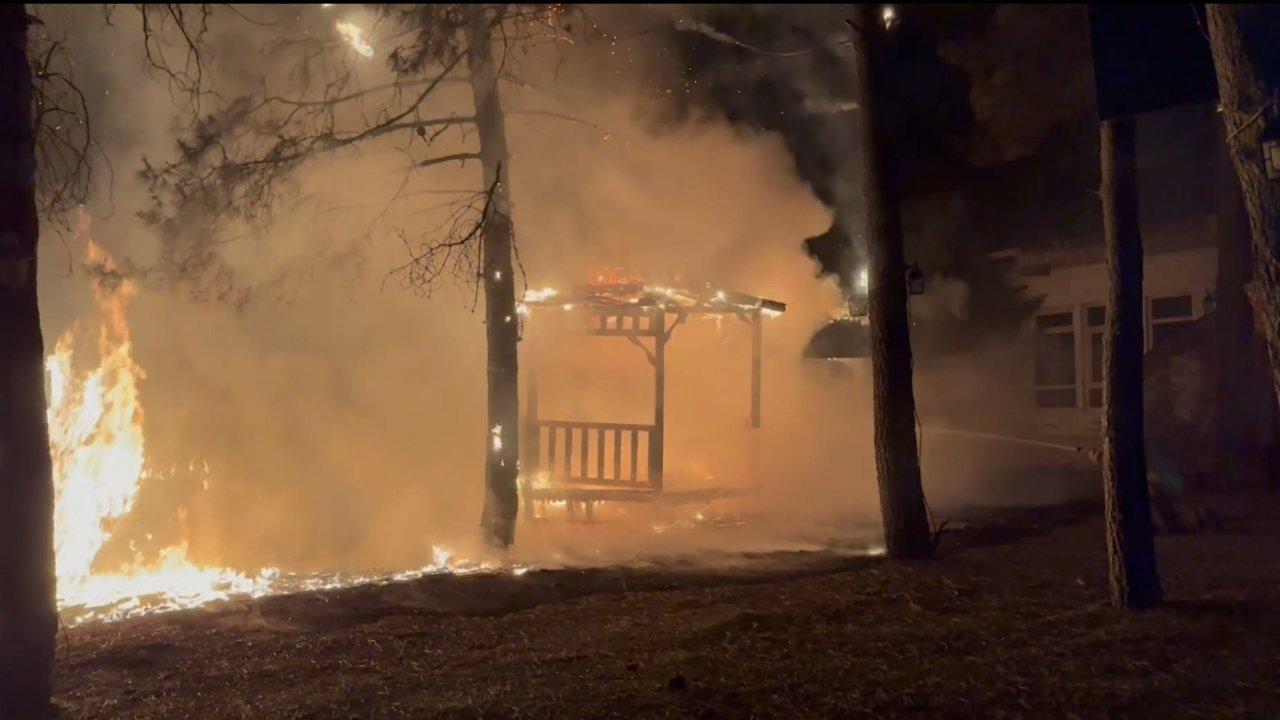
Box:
[0,8,283,712]
[1213,133,1264,485]
[1206,5,1280,410]
[649,6,935,556]
[851,3,933,559]
[464,5,519,546]
[0,5,57,716]
[1098,117,1162,609]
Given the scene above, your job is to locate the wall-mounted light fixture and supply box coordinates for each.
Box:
[905,263,925,295]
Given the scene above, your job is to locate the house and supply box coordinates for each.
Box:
[995,216,1219,439]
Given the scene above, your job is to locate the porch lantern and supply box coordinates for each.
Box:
[905,263,926,295]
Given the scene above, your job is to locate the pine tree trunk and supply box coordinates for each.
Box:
[1099,117,1162,610]
[465,6,520,549]
[0,4,58,715]
[1206,5,1280,409]
[1213,133,1259,486]
[852,4,933,560]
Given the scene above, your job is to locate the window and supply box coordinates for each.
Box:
[1148,294,1194,349]
[1034,311,1077,408]
[1086,305,1106,408]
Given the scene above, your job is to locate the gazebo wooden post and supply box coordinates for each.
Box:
[650,307,666,494]
[522,366,539,519]
[750,307,763,429]
[749,307,763,495]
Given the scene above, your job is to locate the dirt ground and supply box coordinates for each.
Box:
[53,493,1280,719]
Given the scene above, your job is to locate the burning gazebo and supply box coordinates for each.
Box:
[519,275,786,520]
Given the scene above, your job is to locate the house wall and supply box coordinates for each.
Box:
[1021,247,1216,310]
[1018,246,1218,438]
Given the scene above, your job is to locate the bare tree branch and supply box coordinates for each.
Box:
[416,152,481,169]
[137,4,217,117]
[26,11,110,237]
[140,4,578,304]
[386,163,503,298]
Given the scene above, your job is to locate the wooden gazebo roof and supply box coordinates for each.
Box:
[519,280,786,318]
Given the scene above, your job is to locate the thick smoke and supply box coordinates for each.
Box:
[649,6,866,295]
[34,5,1093,576]
[649,6,1065,337]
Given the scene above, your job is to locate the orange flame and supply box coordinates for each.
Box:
[51,231,485,625]
[588,267,645,286]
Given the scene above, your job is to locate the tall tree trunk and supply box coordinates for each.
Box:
[465,6,520,549]
[1099,117,1162,610]
[1213,130,1260,486]
[851,3,933,559]
[0,4,57,715]
[1206,5,1280,409]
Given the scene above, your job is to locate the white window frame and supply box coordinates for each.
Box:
[1145,293,1196,351]
[1083,303,1107,409]
[1032,306,1081,409]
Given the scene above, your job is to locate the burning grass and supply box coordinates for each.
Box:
[50,239,505,626]
[47,240,276,624]
[53,493,1280,719]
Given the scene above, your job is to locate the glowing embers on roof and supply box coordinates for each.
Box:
[591,267,645,286]
[518,273,786,319]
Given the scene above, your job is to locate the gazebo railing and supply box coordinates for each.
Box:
[525,419,656,488]
[521,418,663,519]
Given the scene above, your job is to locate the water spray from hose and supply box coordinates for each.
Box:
[925,427,1093,456]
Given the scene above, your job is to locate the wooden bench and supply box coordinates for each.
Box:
[521,419,659,520]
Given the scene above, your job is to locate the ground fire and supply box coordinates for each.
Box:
[49,239,492,626]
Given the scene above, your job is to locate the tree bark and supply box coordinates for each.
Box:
[1213,128,1261,486]
[1099,117,1162,610]
[1206,5,1280,410]
[0,4,57,716]
[465,6,520,549]
[851,4,933,560]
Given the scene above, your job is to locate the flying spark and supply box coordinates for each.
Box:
[335,20,374,58]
